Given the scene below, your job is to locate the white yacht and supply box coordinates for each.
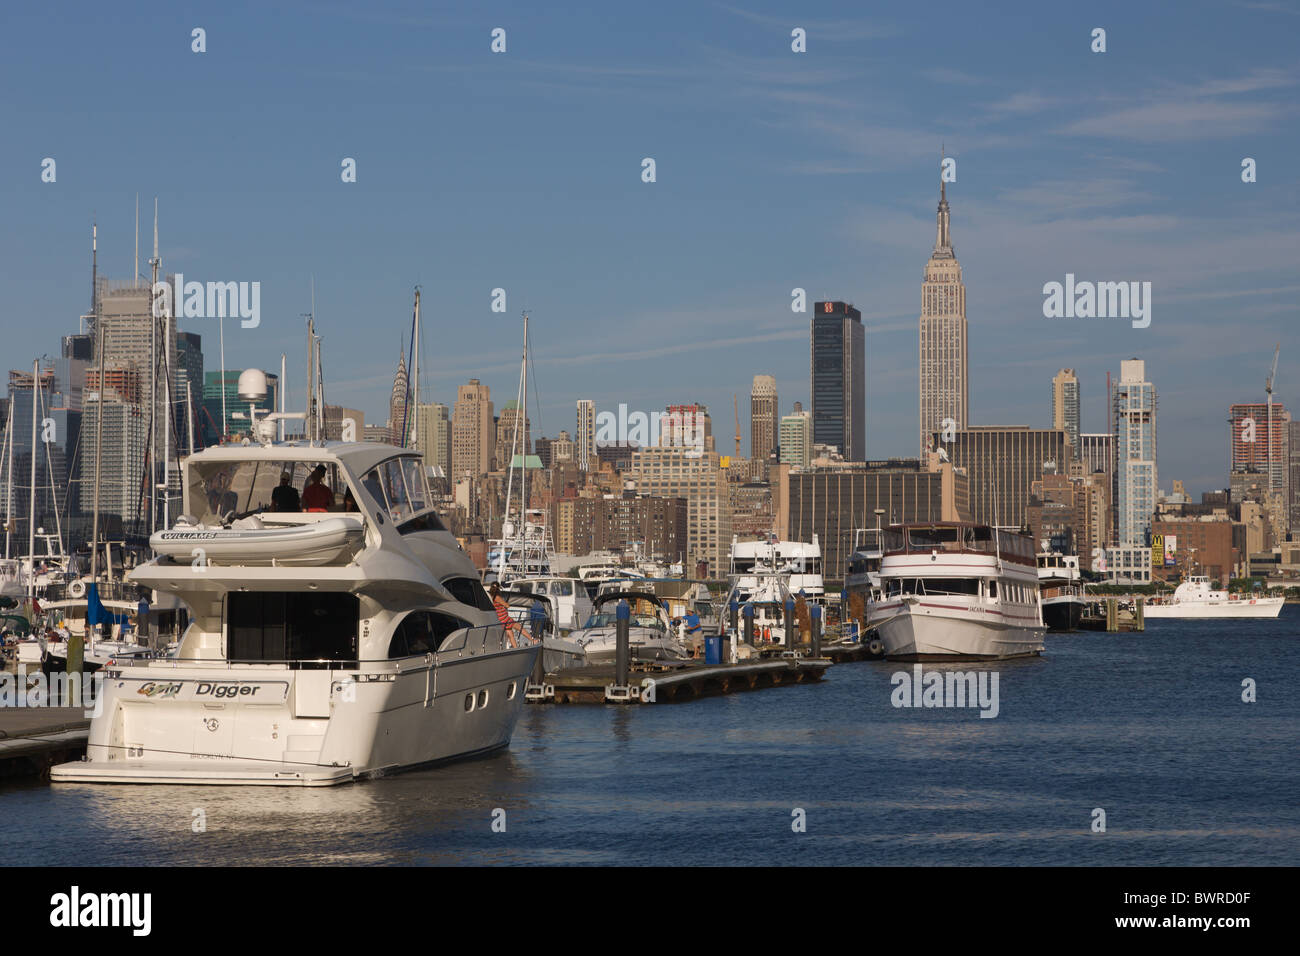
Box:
[730,535,823,599]
[845,528,885,603]
[576,563,645,600]
[53,392,539,786]
[866,523,1045,661]
[1036,551,1084,632]
[570,589,687,663]
[1144,576,1284,619]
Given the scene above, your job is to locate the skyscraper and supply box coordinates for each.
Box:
[388,348,409,446]
[416,402,450,476]
[1113,359,1157,547]
[452,379,494,478]
[575,399,595,471]
[750,374,778,460]
[1228,402,1288,495]
[1052,369,1081,450]
[779,402,812,469]
[811,300,865,460]
[918,162,968,455]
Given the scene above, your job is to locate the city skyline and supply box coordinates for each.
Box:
[2,2,1297,497]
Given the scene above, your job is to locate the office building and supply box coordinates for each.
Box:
[812,301,865,461]
[750,374,779,460]
[918,169,968,455]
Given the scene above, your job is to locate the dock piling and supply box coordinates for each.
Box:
[810,604,822,659]
[784,599,796,652]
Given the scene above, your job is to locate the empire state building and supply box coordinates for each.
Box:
[918,163,968,455]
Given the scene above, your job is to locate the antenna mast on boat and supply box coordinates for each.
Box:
[2,399,12,559]
[497,311,529,578]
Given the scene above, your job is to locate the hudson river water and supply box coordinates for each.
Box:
[4,608,1297,866]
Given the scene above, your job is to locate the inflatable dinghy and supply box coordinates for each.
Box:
[150,516,365,567]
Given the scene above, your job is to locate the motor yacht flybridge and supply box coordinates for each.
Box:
[53,371,539,786]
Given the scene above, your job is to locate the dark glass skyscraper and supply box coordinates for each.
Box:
[810,300,865,460]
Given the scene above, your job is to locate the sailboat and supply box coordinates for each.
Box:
[486,311,555,585]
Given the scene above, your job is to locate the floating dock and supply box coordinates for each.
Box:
[0,707,90,781]
[1079,596,1146,632]
[529,656,831,704]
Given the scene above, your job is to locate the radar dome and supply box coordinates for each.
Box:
[237,368,268,402]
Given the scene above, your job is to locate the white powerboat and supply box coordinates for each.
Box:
[570,589,687,663]
[867,523,1045,661]
[53,397,539,786]
[505,575,592,633]
[1144,576,1284,619]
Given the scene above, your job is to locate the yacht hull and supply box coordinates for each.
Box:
[871,603,1044,661]
[51,642,540,786]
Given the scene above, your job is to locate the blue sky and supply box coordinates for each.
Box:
[1,0,1297,495]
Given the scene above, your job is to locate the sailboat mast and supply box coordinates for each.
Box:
[3,398,13,559]
[27,361,38,602]
[411,288,421,453]
[520,310,529,533]
[91,245,104,582]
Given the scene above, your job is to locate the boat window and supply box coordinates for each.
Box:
[382,459,411,522]
[190,460,316,520]
[360,467,386,512]
[988,580,998,599]
[388,610,474,657]
[227,592,358,664]
[397,511,448,535]
[401,457,428,513]
[916,578,980,596]
[551,580,573,596]
[442,576,495,612]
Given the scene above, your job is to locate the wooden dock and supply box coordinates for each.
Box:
[820,640,885,663]
[0,706,90,781]
[1079,596,1146,632]
[529,656,831,704]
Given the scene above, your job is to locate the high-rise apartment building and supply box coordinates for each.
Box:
[918,169,968,455]
[811,301,865,460]
[1229,402,1288,496]
[1052,369,1081,450]
[416,402,450,476]
[1113,359,1158,547]
[575,399,595,471]
[494,400,532,470]
[750,374,778,460]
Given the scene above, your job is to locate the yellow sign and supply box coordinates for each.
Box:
[1150,535,1163,568]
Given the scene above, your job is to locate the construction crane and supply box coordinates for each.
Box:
[733,394,741,458]
[1266,343,1281,489]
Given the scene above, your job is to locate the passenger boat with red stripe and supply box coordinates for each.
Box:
[865,523,1045,661]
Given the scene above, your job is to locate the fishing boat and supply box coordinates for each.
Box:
[1144,576,1284,619]
[53,357,540,786]
[866,523,1045,661]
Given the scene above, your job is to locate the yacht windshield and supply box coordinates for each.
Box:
[188,460,347,522]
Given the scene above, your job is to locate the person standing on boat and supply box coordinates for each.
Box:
[488,583,519,648]
[302,465,333,511]
[271,471,300,512]
[529,598,548,641]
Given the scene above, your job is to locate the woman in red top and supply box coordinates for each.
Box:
[488,583,518,648]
